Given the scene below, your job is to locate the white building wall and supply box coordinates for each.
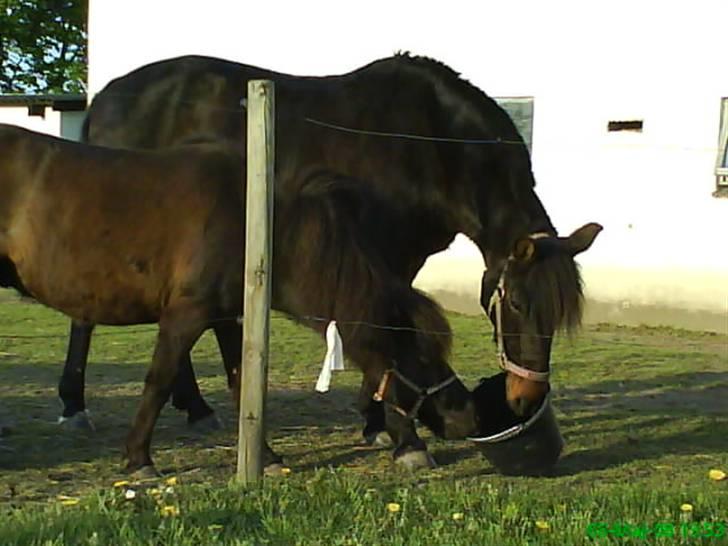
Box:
[0,106,63,135]
[88,0,728,330]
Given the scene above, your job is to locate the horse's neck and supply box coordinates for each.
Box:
[468,166,556,266]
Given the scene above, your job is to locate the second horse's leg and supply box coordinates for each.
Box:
[171,352,219,430]
[58,321,95,431]
[358,374,390,447]
[384,406,436,470]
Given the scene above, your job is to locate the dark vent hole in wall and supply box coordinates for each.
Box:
[608,120,643,132]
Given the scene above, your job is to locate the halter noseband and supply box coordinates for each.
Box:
[372,367,457,420]
[487,232,551,383]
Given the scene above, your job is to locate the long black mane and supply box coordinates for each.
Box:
[274,171,452,369]
[523,250,584,335]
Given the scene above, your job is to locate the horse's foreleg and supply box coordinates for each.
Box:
[213,319,284,472]
[125,307,205,474]
[357,376,389,446]
[384,406,436,470]
[57,321,95,431]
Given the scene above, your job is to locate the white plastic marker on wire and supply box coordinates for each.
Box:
[315,321,345,393]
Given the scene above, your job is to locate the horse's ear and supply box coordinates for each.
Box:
[512,237,535,263]
[566,222,603,255]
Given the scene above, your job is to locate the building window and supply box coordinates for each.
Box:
[716,98,728,193]
[608,120,643,132]
[496,97,534,154]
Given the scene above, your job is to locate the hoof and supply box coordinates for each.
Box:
[263,463,291,477]
[188,413,222,433]
[130,465,161,480]
[394,450,437,470]
[57,411,96,432]
[364,431,392,448]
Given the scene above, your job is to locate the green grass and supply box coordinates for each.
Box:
[1,290,727,545]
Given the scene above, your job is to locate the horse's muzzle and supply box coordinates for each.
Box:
[440,397,478,439]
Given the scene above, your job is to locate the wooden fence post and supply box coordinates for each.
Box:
[237,80,274,484]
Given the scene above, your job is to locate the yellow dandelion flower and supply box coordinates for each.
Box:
[452,512,464,521]
[680,503,693,512]
[708,469,726,481]
[535,520,550,531]
[280,467,292,475]
[386,502,401,513]
[160,505,180,517]
[113,480,130,488]
[148,487,161,497]
[60,499,79,506]
[165,476,178,486]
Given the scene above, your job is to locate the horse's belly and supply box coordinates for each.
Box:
[45,285,159,325]
[66,293,159,325]
[13,258,162,325]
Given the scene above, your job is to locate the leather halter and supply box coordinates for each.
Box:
[487,232,551,383]
[372,367,457,420]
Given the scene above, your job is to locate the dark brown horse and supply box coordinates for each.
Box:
[64,53,600,451]
[0,124,478,474]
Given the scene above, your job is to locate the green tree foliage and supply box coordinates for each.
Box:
[0,0,87,94]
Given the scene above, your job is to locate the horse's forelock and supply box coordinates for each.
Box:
[525,253,584,335]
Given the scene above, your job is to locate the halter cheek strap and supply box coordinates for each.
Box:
[372,368,457,419]
[487,232,552,383]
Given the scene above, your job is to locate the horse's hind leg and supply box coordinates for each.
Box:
[57,321,95,431]
[170,353,219,430]
[213,320,284,473]
[125,306,206,475]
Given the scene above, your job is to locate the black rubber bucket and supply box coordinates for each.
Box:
[467,372,564,476]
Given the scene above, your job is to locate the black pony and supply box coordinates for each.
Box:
[60,53,600,466]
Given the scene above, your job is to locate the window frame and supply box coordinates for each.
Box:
[715,97,728,189]
[495,96,535,155]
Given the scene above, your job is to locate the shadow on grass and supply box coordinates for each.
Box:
[1,361,726,477]
[549,371,728,475]
[0,358,367,472]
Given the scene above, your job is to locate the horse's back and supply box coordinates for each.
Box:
[86,56,281,148]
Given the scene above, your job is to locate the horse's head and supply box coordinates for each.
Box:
[374,362,478,440]
[480,222,602,417]
[371,292,478,440]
